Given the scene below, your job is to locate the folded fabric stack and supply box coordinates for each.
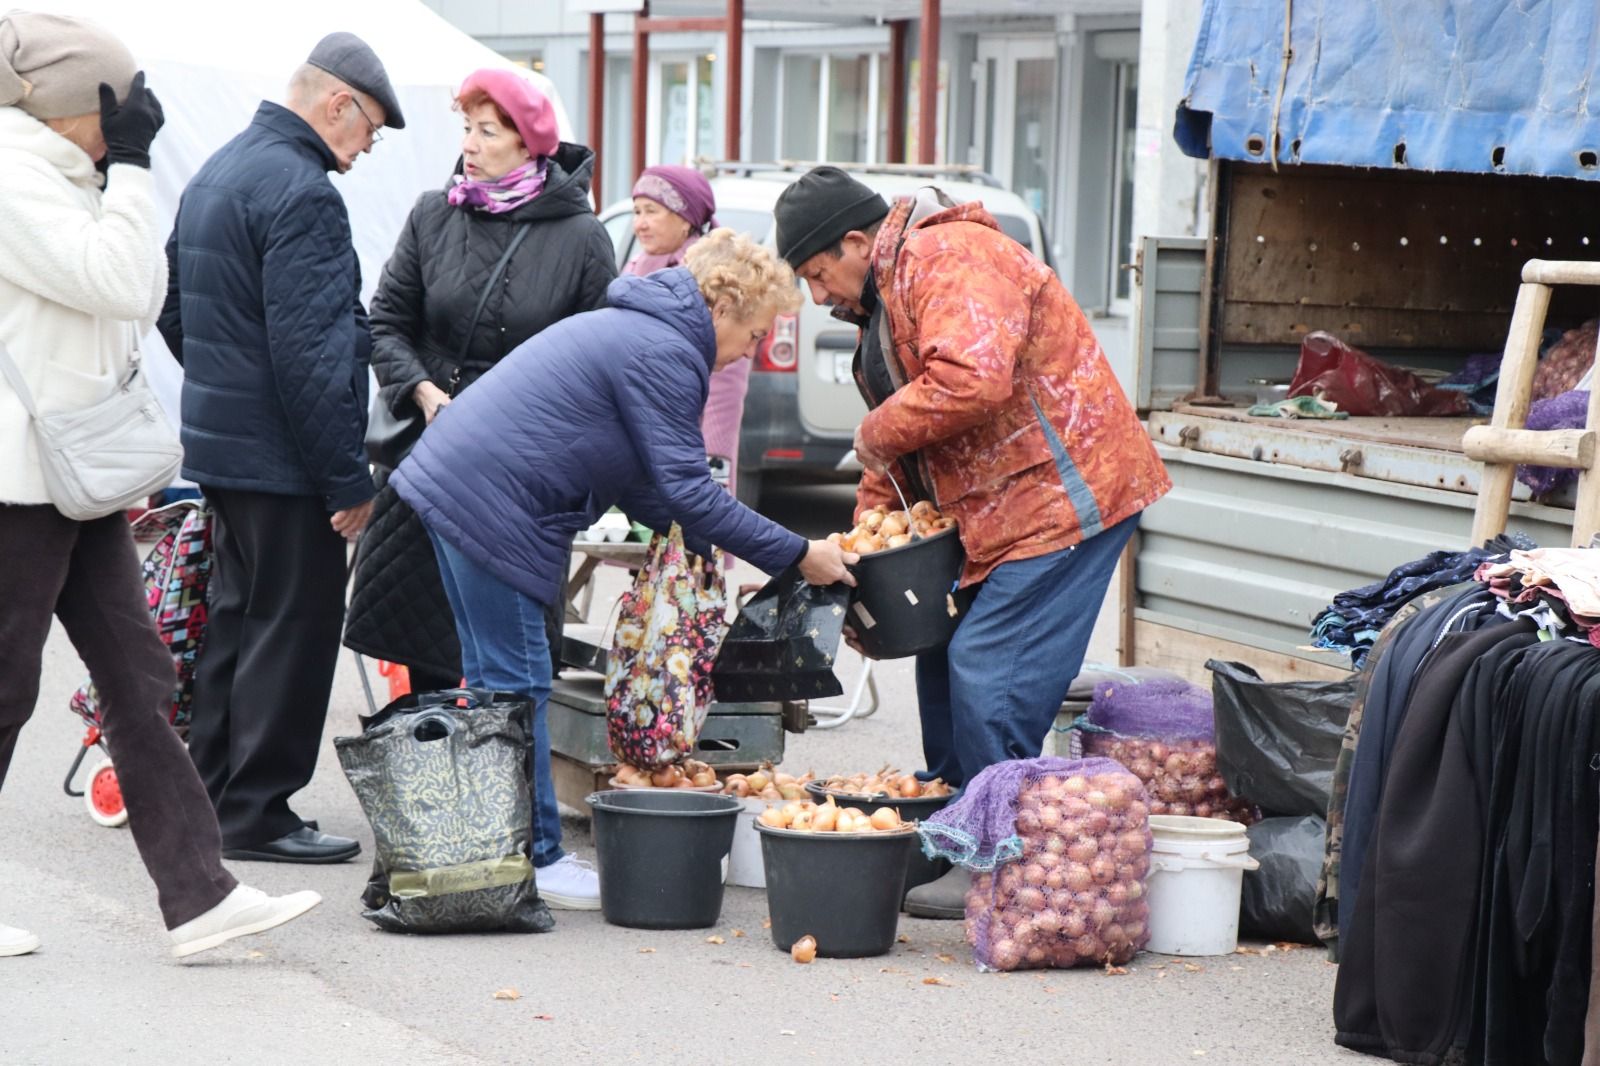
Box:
[1310,534,1534,667]
[1477,547,1600,648]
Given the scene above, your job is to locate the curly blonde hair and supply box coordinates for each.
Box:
[683,228,803,322]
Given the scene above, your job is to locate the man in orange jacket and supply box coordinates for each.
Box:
[775,167,1171,917]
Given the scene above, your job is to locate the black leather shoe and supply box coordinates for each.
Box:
[223,827,360,864]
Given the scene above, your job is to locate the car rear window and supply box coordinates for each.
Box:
[713,207,774,242]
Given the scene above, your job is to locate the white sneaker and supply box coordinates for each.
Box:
[0,923,39,957]
[169,884,321,959]
[538,854,600,910]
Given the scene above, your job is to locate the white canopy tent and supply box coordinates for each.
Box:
[52,0,575,426]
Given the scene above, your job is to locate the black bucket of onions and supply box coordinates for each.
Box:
[757,822,915,957]
[803,781,961,900]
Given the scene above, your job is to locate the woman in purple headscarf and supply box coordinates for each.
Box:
[624,165,749,499]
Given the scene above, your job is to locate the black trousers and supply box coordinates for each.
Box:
[0,504,235,928]
[188,487,347,848]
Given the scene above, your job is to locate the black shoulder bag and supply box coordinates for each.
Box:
[365,223,534,469]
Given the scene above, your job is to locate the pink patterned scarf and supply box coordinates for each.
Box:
[446,158,549,214]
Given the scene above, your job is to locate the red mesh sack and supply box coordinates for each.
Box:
[1083,674,1256,824]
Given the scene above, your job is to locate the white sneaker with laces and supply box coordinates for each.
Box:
[0,923,39,957]
[537,853,600,910]
[169,884,322,959]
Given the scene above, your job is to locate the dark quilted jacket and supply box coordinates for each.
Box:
[367,143,616,413]
[344,145,613,673]
[157,102,373,511]
[392,269,808,606]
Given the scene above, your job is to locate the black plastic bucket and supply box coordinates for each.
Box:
[846,527,975,659]
[757,823,915,957]
[587,790,740,929]
[803,785,960,900]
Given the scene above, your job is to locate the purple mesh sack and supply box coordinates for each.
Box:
[1519,390,1590,498]
[920,756,1151,971]
[1082,675,1255,823]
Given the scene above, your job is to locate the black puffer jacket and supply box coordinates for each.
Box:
[344,144,616,676]
[369,143,616,413]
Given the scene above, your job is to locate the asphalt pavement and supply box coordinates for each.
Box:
[2,484,1361,1065]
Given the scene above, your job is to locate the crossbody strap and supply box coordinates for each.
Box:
[448,223,534,394]
[0,339,40,419]
[0,328,143,421]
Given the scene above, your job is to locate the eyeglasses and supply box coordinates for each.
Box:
[351,95,383,144]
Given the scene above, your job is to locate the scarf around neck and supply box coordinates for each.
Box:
[447,157,549,214]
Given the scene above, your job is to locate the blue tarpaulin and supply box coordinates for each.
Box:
[1175,0,1600,179]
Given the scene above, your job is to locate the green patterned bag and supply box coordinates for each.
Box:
[336,689,554,934]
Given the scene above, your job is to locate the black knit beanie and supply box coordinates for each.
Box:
[774,166,891,268]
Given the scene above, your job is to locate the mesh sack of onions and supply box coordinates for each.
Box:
[920,756,1152,972]
[1083,674,1256,824]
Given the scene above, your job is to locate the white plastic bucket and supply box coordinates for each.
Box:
[1144,814,1260,956]
[726,797,769,888]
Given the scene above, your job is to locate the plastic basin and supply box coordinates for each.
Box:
[756,822,915,957]
[587,790,741,929]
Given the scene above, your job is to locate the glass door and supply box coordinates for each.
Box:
[972,37,1057,230]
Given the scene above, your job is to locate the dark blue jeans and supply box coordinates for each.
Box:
[426,528,564,868]
[914,514,1138,788]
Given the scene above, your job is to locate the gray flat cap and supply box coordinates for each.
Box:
[306,31,404,129]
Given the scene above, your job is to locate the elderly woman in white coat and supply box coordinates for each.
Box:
[0,10,318,959]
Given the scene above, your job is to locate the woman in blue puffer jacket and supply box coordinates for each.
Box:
[392,228,856,910]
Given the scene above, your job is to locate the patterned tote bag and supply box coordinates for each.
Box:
[605,524,728,768]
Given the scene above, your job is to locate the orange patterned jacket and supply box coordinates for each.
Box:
[854,193,1171,585]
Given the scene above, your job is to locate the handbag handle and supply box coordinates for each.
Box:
[446,223,533,395]
[414,687,518,710]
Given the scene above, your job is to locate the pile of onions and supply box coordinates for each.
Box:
[827,501,954,555]
[1082,735,1255,823]
[721,766,813,801]
[814,767,952,800]
[964,765,1152,971]
[612,759,718,789]
[757,796,911,834]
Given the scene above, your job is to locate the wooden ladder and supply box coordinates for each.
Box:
[1464,259,1600,547]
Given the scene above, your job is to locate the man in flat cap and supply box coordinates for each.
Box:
[157,32,402,863]
[774,167,1171,917]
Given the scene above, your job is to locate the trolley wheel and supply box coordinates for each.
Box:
[85,757,128,828]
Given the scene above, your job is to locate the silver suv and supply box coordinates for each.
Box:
[600,162,1052,507]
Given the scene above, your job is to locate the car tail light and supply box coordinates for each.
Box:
[754,313,799,372]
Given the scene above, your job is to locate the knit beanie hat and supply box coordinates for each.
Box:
[774,166,890,268]
[458,68,559,159]
[0,11,136,120]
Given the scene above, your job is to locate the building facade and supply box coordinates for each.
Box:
[420,0,1206,387]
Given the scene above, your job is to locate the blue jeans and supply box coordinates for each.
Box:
[914,514,1139,788]
[426,528,564,868]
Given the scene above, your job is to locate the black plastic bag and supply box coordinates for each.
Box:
[1240,815,1327,944]
[1206,659,1355,817]
[712,566,848,701]
[335,688,554,934]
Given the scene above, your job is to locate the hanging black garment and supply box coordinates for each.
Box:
[1338,584,1496,942]
[1476,641,1600,1065]
[1334,616,1539,1063]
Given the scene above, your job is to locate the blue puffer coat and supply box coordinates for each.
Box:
[392,269,807,605]
[157,102,373,511]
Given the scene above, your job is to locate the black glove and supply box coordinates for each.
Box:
[97,70,164,169]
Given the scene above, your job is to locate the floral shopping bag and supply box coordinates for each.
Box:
[605,524,728,768]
